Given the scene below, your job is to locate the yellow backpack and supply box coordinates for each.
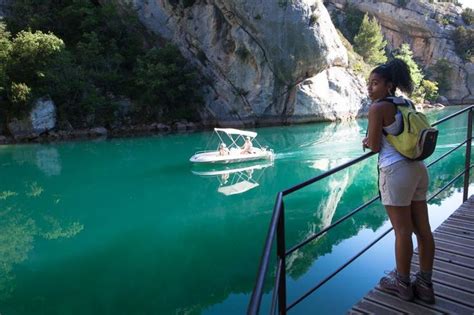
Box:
[382,97,438,160]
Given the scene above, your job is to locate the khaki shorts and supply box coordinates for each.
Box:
[379,160,429,206]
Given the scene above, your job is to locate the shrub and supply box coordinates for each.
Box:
[9,82,31,107]
[421,79,438,102]
[309,13,318,26]
[462,8,474,25]
[453,26,474,62]
[428,59,452,94]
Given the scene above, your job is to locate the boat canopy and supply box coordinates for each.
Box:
[217,180,259,195]
[214,128,257,138]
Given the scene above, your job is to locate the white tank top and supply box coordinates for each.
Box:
[379,111,406,168]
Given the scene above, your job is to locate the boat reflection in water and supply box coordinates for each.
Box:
[192,161,273,195]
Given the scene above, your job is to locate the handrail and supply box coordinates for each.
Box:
[248,105,474,315]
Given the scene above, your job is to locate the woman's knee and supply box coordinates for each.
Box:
[394,225,414,238]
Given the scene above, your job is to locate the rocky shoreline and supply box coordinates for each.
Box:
[0,102,458,146]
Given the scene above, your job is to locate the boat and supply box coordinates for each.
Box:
[192,162,273,195]
[189,128,274,164]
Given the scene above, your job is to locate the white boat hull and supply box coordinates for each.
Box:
[190,148,273,164]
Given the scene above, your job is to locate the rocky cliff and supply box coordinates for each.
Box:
[327,0,474,104]
[128,0,368,126]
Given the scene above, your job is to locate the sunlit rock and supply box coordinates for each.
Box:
[127,0,368,124]
[327,0,474,104]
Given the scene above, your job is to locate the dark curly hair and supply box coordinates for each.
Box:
[371,58,414,95]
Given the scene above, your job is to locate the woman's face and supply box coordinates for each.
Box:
[367,72,392,101]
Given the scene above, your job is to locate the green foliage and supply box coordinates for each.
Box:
[398,0,409,7]
[2,0,203,128]
[453,26,474,62]
[9,82,31,106]
[462,8,474,25]
[2,30,67,116]
[335,29,371,78]
[309,13,318,26]
[393,44,424,101]
[428,58,452,94]
[7,30,64,88]
[332,4,364,44]
[0,22,12,96]
[236,46,251,61]
[133,45,201,121]
[421,79,438,102]
[354,14,387,65]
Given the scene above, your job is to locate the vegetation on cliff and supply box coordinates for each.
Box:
[0,0,202,131]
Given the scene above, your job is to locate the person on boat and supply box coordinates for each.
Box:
[241,136,253,154]
[219,143,230,156]
[362,59,435,304]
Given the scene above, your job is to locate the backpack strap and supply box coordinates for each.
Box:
[378,96,410,136]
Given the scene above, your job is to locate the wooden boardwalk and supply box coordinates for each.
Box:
[350,196,474,315]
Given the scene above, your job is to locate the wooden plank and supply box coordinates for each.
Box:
[431,282,474,308]
[435,225,474,240]
[441,222,473,233]
[347,309,367,315]
[452,210,474,219]
[352,297,403,315]
[366,288,443,314]
[433,231,474,248]
[416,295,474,315]
[413,253,474,280]
[434,227,474,241]
[434,239,474,258]
[450,214,474,222]
[350,196,474,314]
[428,248,474,269]
[411,262,474,293]
[444,218,474,230]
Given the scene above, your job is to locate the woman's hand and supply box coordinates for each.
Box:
[362,137,369,151]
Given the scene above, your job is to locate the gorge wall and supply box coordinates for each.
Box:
[127,0,369,126]
[327,0,474,104]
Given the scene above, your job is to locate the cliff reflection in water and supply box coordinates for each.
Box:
[0,107,469,314]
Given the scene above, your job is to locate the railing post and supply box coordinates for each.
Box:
[277,201,286,315]
[464,109,472,202]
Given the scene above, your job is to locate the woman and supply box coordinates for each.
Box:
[362,59,435,304]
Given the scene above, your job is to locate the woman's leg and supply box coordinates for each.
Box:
[411,200,435,272]
[385,205,414,276]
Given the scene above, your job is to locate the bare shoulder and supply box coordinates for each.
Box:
[371,100,396,115]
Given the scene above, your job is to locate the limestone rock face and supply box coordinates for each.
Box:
[327,0,474,104]
[129,0,368,124]
[293,66,369,122]
[30,98,56,133]
[7,98,56,138]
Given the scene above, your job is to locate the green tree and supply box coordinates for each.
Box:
[421,79,438,102]
[133,45,201,121]
[428,59,452,94]
[4,30,66,116]
[354,14,387,65]
[0,22,12,96]
[394,43,423,99]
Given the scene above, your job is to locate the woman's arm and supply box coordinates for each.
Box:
[366,103,383,153]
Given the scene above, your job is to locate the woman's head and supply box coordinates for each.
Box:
[367,58,413,101]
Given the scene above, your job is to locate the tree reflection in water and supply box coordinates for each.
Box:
[0,182,83,300]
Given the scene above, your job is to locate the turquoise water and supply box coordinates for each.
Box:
[0,106,471,315]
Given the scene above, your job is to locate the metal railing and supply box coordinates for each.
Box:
[248,105,474,315]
